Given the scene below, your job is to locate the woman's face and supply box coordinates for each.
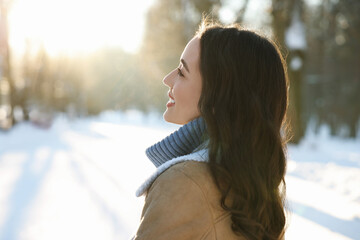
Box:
[163,37,202,125]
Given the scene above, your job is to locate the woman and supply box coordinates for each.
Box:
[134,20,289,240]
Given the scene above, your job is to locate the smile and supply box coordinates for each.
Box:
[166,98,175,108]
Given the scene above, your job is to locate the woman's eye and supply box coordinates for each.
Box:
[177,68,184,77]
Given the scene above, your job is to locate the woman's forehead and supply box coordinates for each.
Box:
[180,37,200,68]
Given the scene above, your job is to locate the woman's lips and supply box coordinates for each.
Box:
[167,92,175,107]
[166,99,175,108]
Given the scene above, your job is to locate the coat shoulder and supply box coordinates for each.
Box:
[152,161,219,203]
[152,161,228,222]
[156,161,246,240]
[170,161,216,193]
[161,161,213,185]
[137,161,215,240]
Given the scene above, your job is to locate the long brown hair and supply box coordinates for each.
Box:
[196,21,289,240]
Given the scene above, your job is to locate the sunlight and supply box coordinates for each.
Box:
[8,0,154,56]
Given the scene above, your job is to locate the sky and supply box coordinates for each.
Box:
[8,0,155,55]
[8,0,273,57]
[7,0,322,57]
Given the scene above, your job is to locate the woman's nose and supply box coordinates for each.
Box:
[163,69,176,87]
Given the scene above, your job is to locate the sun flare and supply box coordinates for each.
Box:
[8,0,154,56]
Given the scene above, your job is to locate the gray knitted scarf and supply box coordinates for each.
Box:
[146,117,207,167]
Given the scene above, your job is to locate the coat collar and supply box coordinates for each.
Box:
[136,149,209,197]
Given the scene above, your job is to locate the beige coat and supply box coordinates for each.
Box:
[134,161,244,240]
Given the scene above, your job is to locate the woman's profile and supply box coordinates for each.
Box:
[134,19,289,240]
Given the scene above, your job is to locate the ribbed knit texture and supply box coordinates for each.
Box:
[146,117,206,167]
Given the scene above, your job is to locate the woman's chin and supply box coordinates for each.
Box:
[163,111,173,123]
[163,110,202,125]
[163,111,183,125]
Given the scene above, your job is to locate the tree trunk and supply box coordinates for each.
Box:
[271,0,306,143]
[0,0,15,128]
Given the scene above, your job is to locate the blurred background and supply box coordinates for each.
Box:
[0,0,359,239]
[0,0,358,141]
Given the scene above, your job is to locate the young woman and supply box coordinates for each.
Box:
[134,20,289,240]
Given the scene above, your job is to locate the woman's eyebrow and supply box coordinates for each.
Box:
[181,59,190,73]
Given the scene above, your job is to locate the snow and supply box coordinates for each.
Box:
[0,110,359,240]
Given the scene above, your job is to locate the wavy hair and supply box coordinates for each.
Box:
[196,21,289,240]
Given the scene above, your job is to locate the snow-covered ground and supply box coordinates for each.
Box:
[0,110,359,240]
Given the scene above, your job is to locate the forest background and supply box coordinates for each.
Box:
[0,0,359,143]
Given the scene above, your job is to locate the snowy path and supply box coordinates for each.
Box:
[0,112,359,240]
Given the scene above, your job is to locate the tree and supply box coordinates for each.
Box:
[271,0,306,143]
[0,0,14,129]
[304,0,360,138]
